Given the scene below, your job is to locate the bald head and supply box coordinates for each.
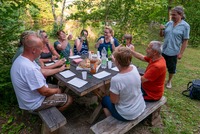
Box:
[22,34,43,61]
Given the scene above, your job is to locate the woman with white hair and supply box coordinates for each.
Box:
[160,6,190,89]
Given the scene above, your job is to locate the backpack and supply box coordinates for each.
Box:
[182,79,200,100]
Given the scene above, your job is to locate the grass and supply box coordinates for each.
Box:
[1,39,200,133]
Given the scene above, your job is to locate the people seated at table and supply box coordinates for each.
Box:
[95,26,119,54]
[73,29,89,55]
[12,31,66,71]
[102,47,146,121]
[54,30,73,59]
[123,34,135,51]
[131,41,166,101]
[10,32,72,112]
[38,30,60,67]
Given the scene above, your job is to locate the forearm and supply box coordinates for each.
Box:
[95,42,100,49]
[179,40,188,55]
[38,86,61,97]
[131,50,145,61]
[41,68,62,77]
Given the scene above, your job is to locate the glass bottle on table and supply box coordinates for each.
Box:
[90,54,97,74]
[107,45,112,61]
[66,58,70,70]
[101,47,107,69]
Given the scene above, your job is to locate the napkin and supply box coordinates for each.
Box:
[67,77,88,88]
[111,67,119,72]
[45,62,55,66]
[73,58,83,64]
[93,71,111,79]
[69,55,81,59]
[59,70,75,78]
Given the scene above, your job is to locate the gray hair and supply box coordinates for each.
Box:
[150,41,163,54]
[172,6,186,20]
[19,30,37,47]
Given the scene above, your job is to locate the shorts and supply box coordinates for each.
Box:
[35,94,68,111]
[102,96,128,121]
[162,53,177,74]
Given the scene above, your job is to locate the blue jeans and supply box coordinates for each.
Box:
[102,96,128,121]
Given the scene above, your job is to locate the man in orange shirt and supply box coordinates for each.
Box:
[131,41,166,101]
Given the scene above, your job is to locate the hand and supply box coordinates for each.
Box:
[177,53,182,59]
[59,64,66,72]
[68,34,73,40]
[56,88,62,94]
[52,55,57,60]
[110,37,114,45]
[160,24,165,30]
[115,44,122,51]
[55,59,65,66]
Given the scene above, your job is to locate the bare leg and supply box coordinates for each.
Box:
[58,95,73,112]
[166,73,173,88]
[103,108,111,117]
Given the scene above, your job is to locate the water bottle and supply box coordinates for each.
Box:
[101,47,107,69]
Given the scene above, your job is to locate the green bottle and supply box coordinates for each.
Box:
[123,39,126,46]
[66,58,70,70]
[107,46,112,61]
[60,53,64,59]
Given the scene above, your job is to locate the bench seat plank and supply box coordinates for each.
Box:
[38,107,67,132]
[90,96,167,134]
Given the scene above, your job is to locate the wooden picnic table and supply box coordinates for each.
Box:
[53,55,145,123]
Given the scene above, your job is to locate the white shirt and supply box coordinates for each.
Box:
[10,55,46,111]
[110,65,146,120]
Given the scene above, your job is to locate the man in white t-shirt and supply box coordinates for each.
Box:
[10,33,72,112]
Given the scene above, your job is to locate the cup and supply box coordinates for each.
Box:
[97,51,100,59]
[82,71,87,80]
[100,38,104,44]
[108,61,112,69]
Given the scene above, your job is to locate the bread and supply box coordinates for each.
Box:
[78,58,101,68]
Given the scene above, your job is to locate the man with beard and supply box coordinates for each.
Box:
[160,6,190,89]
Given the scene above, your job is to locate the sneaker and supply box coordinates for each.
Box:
[166,82,172,89]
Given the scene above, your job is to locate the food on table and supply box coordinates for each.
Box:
[78,58,101,69]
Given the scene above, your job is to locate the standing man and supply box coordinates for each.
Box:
[131,41,166,101]
[11,33,72,112]
[160,6,190,88]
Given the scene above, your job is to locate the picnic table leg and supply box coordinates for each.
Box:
[87,103,102,124]
[87,85,108,124]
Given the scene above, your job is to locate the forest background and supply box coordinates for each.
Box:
[0,0,200,133]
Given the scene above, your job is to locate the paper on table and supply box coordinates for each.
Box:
[45,62,55,66]
[93,71,111,79]
[69,55,81,59]
[67,77,88,88]
[59,70,75,78]
[111,67,119,72]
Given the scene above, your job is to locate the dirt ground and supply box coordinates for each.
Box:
[45,93,159,134]
[5,93,162,134]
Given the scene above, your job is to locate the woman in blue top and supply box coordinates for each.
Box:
[95,26,119,53]
[54,30,73,59]
[73,29,89,55]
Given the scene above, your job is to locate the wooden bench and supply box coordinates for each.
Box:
[90,96,167,134]
[38,107,67,134]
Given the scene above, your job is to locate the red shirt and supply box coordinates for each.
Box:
[142,56,166,101]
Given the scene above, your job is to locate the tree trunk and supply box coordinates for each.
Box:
[60,0,66,26]
[50,0,57,24]
[168,0,173,21]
